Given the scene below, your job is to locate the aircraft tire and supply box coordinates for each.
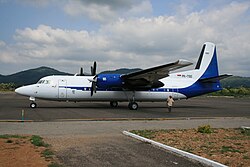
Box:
[128,102,138,110]
[30,102,37,108]
[110,101,118,107]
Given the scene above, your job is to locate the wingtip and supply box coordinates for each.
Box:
[177,59,193,66]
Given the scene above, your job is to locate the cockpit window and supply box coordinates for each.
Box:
[44,80,51,84]
[37,80,51,84]
[37,80,44,84]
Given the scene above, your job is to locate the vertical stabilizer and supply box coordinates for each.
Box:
[196,42,219,80]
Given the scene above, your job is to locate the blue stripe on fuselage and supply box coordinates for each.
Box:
[59,79,222,98]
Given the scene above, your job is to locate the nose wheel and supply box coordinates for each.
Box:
[30,102,37,108]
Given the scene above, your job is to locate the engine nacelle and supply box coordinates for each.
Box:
[96,74,124,89]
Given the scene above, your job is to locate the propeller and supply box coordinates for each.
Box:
[89,61,98,96]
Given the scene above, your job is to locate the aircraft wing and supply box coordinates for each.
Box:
[121,59,193,82]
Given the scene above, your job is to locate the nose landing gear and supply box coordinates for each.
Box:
[29,96,37,108]
[30,102,37,108]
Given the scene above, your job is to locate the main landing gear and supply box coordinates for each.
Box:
[110,101,118,107]
[128,91,138,110]
[110,101,138,110]
[128,102,138,110]
[110,91,139,110]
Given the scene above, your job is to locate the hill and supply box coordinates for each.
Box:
[220,76,250,88]
[0,66,72,86]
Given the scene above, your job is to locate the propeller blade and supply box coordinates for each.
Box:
[80,67,84,76]
[91,61,97,76]
[91,66,93,76]
[90,61,97,96]
[93,82,97,93]
[90,75,98,96]
[90,82,97,96]
[91,82,94,96]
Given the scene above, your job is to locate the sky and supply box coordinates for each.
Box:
[0,0,250,76]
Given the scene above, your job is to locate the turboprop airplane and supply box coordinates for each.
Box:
[15,42,231,110]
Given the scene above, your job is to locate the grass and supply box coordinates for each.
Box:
[42,149,54,158]
[130,130,156,138]
[197,125,213,134]
[130,129,170,139]
[48,162,64,167]
[243,155,250,160]
[30,135,49,147]
[241,128,250,136]
[30,135,60,166]
[221,146,242,153]
[0,134,26,139]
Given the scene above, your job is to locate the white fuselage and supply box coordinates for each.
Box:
[15,72,197,102]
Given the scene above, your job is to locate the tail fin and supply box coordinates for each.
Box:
[196,42,232,82]
[196,42,219,79]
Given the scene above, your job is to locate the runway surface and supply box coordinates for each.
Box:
[1,92,249,166]
[0,92,249,121]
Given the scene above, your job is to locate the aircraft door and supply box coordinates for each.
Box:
[58,79,67,98]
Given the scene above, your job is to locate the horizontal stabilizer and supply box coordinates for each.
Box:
[199,74,232,83]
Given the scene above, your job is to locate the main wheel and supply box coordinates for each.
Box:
[128,102,138,110]
[30,102,37,108]
[110,101,118,107]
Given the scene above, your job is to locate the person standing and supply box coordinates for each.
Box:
[167,96,174,112]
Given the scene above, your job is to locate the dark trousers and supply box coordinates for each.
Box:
[168,106,172,112]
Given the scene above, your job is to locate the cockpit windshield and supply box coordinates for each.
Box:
[37,80,51,84]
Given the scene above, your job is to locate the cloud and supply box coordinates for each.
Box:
[126,0,152,17]
[0,1,250,76]
[0,40,6,47]
[12,25,109,59]
[64,1,116,23]
[63,0,152,23]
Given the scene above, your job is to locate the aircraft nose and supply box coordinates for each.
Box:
[15,87,24,95]
[15,86,31,96]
